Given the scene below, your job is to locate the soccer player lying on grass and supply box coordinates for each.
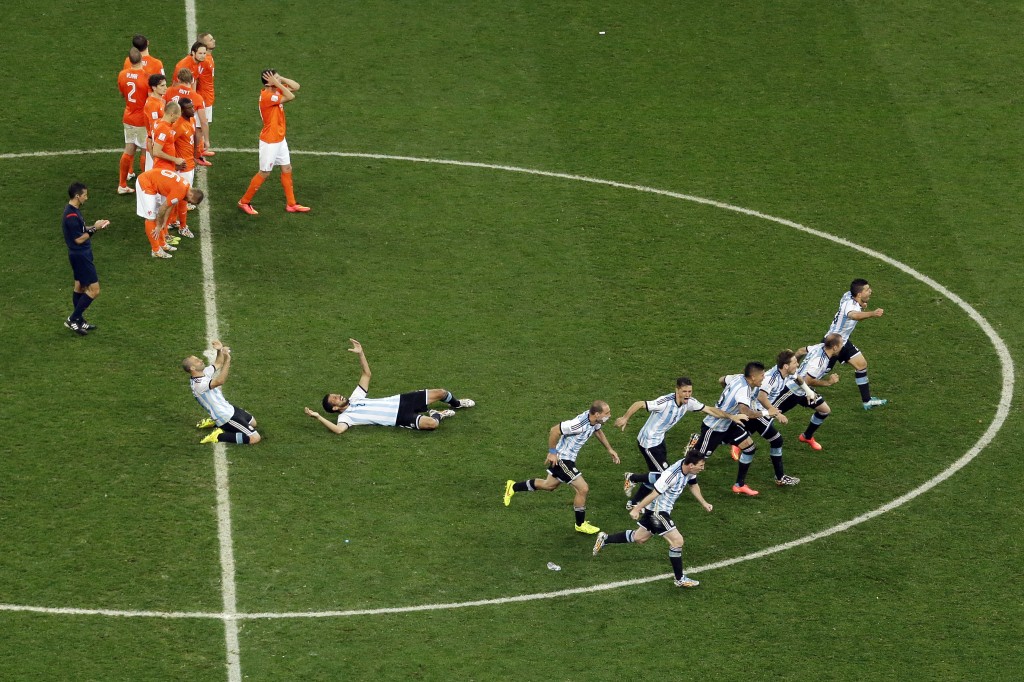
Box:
[593,448,711,588]
[304,339,475,434]
[185,340,262,445]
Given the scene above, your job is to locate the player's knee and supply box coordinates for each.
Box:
[88,283,101,297]
[818,405,831,416]
[634,534,650,545]
[420,417,439,430]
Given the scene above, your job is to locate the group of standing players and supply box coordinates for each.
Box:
[63,32,311,333]
[505,279,886,588]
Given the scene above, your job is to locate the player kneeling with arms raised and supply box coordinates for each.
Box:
[184,340,261,445]
[593,448,711,588]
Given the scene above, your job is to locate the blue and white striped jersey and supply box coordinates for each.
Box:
[702,374,758,432]
[786,343,831,396]
[648,459,698,513]
[555,411,602,463]
[826,291,862,342]
[336,385,400,428]
[637,395,706,448]
[191,365,235,425]
[762,365,790,403]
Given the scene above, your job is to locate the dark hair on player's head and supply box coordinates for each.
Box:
[191,41,205,54]
[589,400,608,415]
[824,333,844,351]
[322,395,334,413]
[176,67,193,83]
[131,34,148,51]
[776,349,796,369]
[148,74,166,88]
[127,47,142,66]
[743,361,766,377]
[188,188,205,205]
[68,182,87,199]
[850,278,870,297]
[261,68,277,85]
[179,97,193,109]
[683,448,704,466]
[675,377,693,389]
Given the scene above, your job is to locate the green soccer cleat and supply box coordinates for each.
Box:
[503,480,515,506]
[575,521,601,535]
[200,428,224,444]
[196,417,216,429]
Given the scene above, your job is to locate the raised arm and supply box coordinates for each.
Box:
[349,339,371,390]
[848,308,884,320]
[209,340,231,388]
[614,400,647,431]
[264,71,296,101]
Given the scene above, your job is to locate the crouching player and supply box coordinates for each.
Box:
[593,448,712,588]
[183,340,262,445]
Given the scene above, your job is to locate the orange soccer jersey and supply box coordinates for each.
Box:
[172,117,196,171]
[139,169,190,203]
[195,52,215,106]
[117,67,150,126]
[143,95,166,136]
[259,88,287,143]
[123,54,164,77]
[151,121,178,170]
[164,83,205,110]
[173,56,199,87]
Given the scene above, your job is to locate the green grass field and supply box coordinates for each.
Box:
[1,1,1021,680]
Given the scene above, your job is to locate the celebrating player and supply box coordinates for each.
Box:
[822,279,887,409]
[185,340,262,445]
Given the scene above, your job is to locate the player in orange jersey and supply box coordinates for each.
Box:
[135,169,204,259]
[117,48,149,194]
[163,67,209,166]
[123,34,164,77]
[195,33,216,154]
[171,98,199,238]
[149,102,186,251]
[238,69,310,215]
[143,74,168,172]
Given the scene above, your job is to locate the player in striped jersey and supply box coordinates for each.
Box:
[503,401,620,534]
[823,279,887,409]
[616,377,745,510]
[771,337,842,450]
[692,362,769,496]
[304,339,475,434]
[183,340,262,445]
[592,448,710,588]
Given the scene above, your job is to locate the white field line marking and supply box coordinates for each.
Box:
[183,1,242,680]
[0,147,1013,621]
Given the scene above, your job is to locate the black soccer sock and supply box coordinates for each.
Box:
[669,547,683,580]
[513,480,535,492]
[574,506,586,525]
[804,412,829,438]
[442,391,461,408]
[70,293,95,322]
[605,530,634,544]
[627,472,650,483]
[629,483,652,505]
[72,291,83,309]
[736,461,752,486]
[855,369,872,402]
[770,453,785,479]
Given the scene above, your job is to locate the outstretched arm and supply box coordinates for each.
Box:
[304,407,349,434]
[614,400,647,431]
[629,488,660,519]
[349,339,371,390]
[702,404,747,424]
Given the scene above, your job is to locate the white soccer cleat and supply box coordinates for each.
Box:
[117,185,135,195]
[151,249,173,259]
[456,398,475,409]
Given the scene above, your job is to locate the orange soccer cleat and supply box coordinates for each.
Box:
[286,204,311,213]
[238,202,259,216]
[732,483,759,496]
[799,434,823,451]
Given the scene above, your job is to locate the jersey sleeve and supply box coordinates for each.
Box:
[349,385,368,401]
[559,417,585,435]
[653,465,681,494]
[645,395,670,413]
[686,398,706,411]
[64,212,86,240]
[192,375,212,396]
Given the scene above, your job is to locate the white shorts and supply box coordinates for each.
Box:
[144,151,154,171]
[123,123,147,148]
[178,169,195,185]
[135,186,165,220]
[258,139,290,172]
[204,105,213,123]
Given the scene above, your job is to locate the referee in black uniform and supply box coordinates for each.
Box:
[62,182,110,335]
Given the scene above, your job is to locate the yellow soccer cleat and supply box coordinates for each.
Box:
[575,521,601,535]
[196,417,216,429]
[200,428,224,444]
[503,480,515,507]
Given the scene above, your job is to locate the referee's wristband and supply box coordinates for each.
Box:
[548,448,558,455]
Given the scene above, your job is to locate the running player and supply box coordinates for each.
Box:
[184,339,262,445]
[304,339,475,433]
[503,401,620,535]
[116,48,149,194]
[135,168,204,258]
[238,69,310,214]
[823,279,887,409]
[592,448,711,588]
[615,377,746,510]
[772,337,843,449]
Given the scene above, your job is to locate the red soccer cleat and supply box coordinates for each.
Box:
[195,158,213,167]
[732,483,759,496]
[201,150,216,157]
[799,434,823,451]
[238,202,259,216]
[730,445,740,461]
[286,204,311,213]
